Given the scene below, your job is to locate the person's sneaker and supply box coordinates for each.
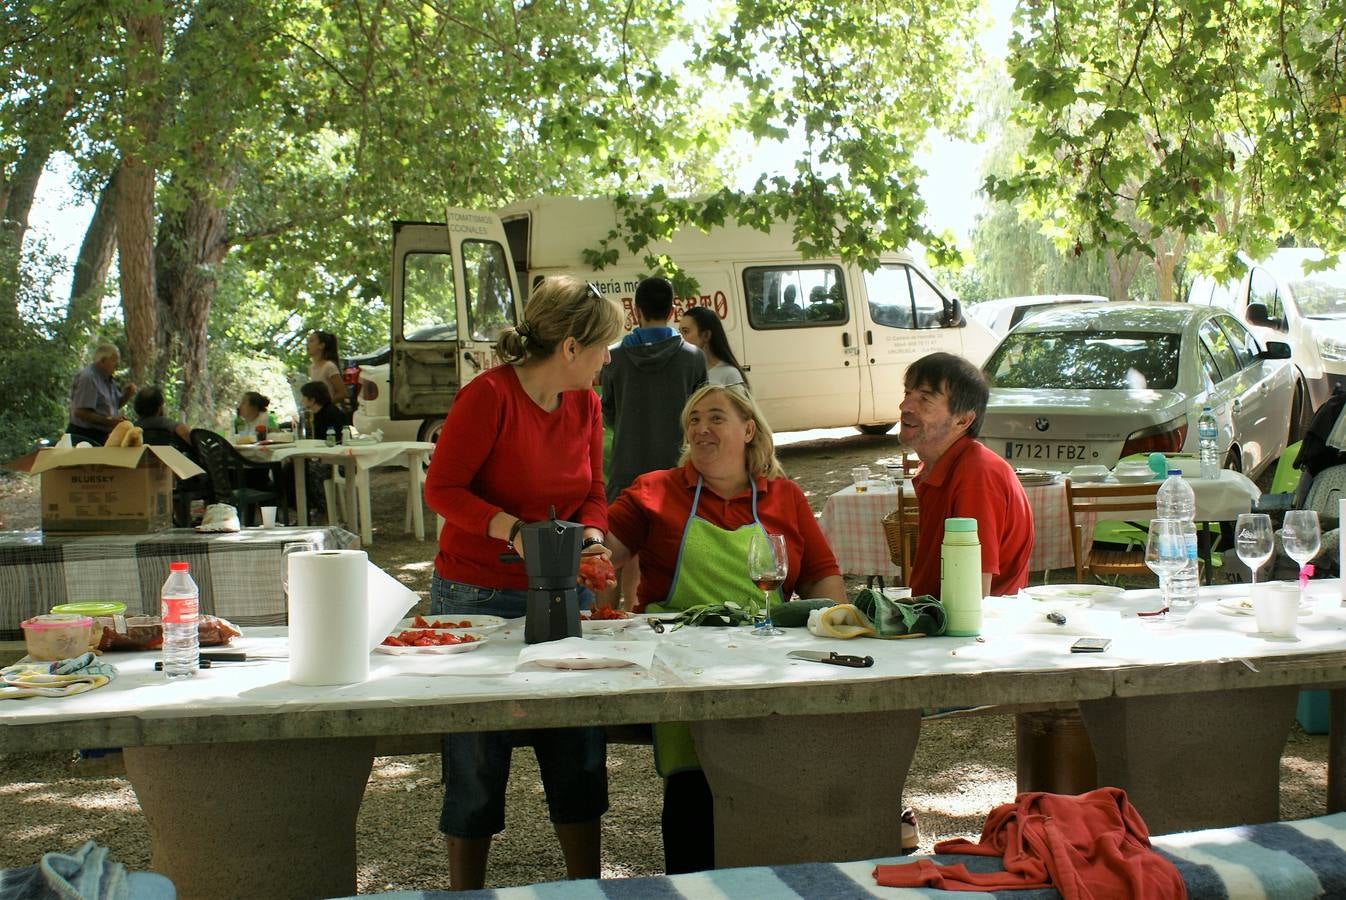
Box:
[900,807,920,853]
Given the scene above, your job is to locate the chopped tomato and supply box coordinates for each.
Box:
[577,556,617,591]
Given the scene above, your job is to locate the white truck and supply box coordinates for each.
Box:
[363,197,999,443]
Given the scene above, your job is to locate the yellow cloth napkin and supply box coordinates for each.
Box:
[807,604,877,639]
[1,652,117,699]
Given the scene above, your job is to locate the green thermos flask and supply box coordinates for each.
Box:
[941,517,982,636]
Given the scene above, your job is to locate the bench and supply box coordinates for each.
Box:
[330,812,1346,898]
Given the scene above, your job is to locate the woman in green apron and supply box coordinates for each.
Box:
[605,384,845,872]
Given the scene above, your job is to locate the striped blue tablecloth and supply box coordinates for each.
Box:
[0,526,358,638]
[335,813,1346,899]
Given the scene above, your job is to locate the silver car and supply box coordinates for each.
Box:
[978,303,1295,477]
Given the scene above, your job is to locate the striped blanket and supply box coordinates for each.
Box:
[335,813,1346,899]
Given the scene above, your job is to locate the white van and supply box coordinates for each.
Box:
[379,198,999,442]
[1188,248,1346,422]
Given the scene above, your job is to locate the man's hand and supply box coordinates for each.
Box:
[118,383,137,404]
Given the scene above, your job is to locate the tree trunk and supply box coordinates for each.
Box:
[66,170,120,333]
[115,10,164,384]
[0,144,53,316]
[155,169,236,418]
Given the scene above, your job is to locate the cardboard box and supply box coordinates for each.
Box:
[21,446,205,534]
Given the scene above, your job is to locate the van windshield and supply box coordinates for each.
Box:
[1290,267,1346,318]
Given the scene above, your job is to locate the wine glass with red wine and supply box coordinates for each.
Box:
[747,531,787,637]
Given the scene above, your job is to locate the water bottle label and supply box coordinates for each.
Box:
[163,596,198,624]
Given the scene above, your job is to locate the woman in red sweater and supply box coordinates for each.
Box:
[423,276,623,890]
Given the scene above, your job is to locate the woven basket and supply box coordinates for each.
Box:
[881,508,905,569]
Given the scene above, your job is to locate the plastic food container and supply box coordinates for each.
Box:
[21,614,96,661]
[51,601,127,618]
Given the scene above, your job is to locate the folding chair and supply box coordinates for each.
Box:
[1065,480,1161,582]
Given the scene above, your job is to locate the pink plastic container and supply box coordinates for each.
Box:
[20,613,95,661]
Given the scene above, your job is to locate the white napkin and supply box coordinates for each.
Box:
[516,637,658,671]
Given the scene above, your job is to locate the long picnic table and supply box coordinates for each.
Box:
[4,580,1346,898]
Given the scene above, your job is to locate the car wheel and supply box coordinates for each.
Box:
[1223,446,1243,474]
[417,417,444,467]
[857,423,896,436]
[1288,376,1311,443]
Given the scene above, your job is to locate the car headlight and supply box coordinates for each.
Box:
[1318,335,1346,361]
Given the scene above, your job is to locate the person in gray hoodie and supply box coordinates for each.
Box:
[601,277,708,505]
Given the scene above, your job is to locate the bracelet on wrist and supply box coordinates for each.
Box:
[581,536,605,550]
[507,519,525,548]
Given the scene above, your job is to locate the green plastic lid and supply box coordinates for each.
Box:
[51,601,126,617]
[944,517,978,533]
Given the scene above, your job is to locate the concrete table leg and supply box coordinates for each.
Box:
[1079,686,1296,834]
[692,710,920,868]
[1328,688,1346,813]
[124,737,375,900]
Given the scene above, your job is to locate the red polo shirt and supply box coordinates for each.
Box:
[608,462,841,612]
[910,435,1033,598]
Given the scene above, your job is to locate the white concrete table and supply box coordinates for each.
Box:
[5,583,1346,898]
[239,440,434,545]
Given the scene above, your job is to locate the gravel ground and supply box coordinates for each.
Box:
[0,431,1330,892]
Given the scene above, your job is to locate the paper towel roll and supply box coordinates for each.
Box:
[288,549,370,685]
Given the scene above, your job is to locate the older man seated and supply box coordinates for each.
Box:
[899,351,1033,599]
[67,343,135,446]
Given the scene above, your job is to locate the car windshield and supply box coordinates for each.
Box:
[985,330,1182,390]
[1289,267,1346,318]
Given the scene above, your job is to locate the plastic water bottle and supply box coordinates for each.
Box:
[160,562,200,679]
[1156,470,1199,618]
[325,426,337,447]
[941,517,983,636]
[1197,406,1219,480]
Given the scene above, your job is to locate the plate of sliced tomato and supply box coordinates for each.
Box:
[579,607,639,632]
[376,627,488,655]
[397,614,508,636]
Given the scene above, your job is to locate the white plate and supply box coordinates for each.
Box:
[579,612,640,633]
[1215,598,1313,618]
[1068,465,1111,483]
[374,634,488,654]
[1017,473,1059,486]
[1022,584,1124,605]
[397,615,508,636]
[1112,471,1156,484]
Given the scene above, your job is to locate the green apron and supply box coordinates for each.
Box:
[652,477,779,776]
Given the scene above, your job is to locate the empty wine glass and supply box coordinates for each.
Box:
[280,540,319,600]
[1235,513,1274,584]
[747,531,787,637]
[1281,509,1321,600]
[1145,518,1187,614]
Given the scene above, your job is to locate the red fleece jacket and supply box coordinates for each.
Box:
[873,788,1186,899]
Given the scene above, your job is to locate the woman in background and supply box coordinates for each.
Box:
[235,391,271,435]
[306,330,351,420]
[423,276,623,890]
[299,382,345,442]
[677,306,748,389]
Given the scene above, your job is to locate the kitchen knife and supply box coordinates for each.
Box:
[787,650,874,668]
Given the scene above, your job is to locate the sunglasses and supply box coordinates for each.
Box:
[586,282,605,300]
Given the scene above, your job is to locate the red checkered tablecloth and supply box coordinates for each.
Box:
[819,482,1079,579]
[818,469,1260,580]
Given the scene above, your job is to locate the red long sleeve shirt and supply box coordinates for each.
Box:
[423,365,607,591]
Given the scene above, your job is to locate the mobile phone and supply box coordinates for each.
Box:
[1070,637,1111,653]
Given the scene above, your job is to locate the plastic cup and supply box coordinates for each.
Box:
[260,506,278,528]
[1253,582,1299,638]
[851,466,871,493]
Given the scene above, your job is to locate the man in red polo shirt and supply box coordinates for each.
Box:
[900,352,1033,599]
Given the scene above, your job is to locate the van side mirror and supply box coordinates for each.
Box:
[1246,302,1286,331]
[941,297,965,328]
[1259,341,1292,360]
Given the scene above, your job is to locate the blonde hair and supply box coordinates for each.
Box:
[678,384,785,480]
[496,276,623,365]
